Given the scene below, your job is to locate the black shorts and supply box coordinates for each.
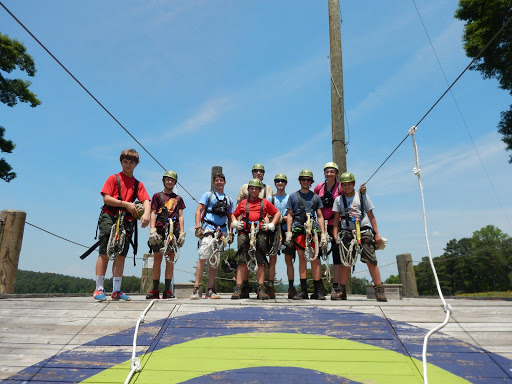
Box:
[98,212,134,256]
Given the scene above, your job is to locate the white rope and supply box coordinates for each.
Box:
[124,299,157,384]
[409,126,453,384]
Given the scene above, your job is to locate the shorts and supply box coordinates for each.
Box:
[291,226,319,252]
[267,229,295,257]
[150,225,180,254]
[98,212,133,256]
[320,225,341,265]
[339,230,377,265]
[198,231,226,260]
[236,232,268,265]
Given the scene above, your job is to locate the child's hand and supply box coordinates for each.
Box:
[140,213,150,228]
[359,183,367,194]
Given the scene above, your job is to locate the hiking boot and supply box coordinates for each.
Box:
[339,285,347,300]
[241,280,251,299]
[205,288,220,299]
[162,290,176,299]
[190,286,201,300]
[293,290,309,300]
[146,289,160,299]
[310,290,326,300]
[321,281,328,297]
[374,284,388,302]
[257,285,269,300]
[266,285,276,299]
[330,287,342,301]
[231,285,242,300]
[111,291,131,301]
[93,289,106,302]
[287,286,298,299]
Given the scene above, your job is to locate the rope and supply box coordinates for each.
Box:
[408,127,453,384]
[26,222,89,248]
[124,299,157,384]
[0,1,198,204]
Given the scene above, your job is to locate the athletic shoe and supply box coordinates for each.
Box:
[287,286,298,299]
[205,288,220,299]
[111,291,131,301]
[146,289,160,299]
[257,285,269,300]
[93,289,106,302]
[231,285,242,299]
[293,290,309,300]
[162,290,176,299]
[190,287,201,300]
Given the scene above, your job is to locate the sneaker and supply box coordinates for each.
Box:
[205,288,220,299]
[231,285,242,300]
[162,290,176,299]
[330,287,342,301]
[293,290,309,300]
[111,291,131,301]
[93,289,106,302]
[190,286,202,300]
[241,281,250,299]
[374,285,388,302]
[266,285,276,299]
[257,285,269,300]
[146,289,160,299]
[287,286,298,299]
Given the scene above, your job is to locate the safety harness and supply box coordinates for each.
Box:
[80,175,139,265]
[241,198,264,232]
[201,191,230,229]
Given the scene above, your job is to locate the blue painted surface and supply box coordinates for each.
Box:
[4,307,512,383]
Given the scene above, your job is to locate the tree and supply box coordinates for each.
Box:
[0,33,41,182]
[455,0,512,161]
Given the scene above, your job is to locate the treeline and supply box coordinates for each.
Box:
[414,225,512,295]
[14,270,142,294]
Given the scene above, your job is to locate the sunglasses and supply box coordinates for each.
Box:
[275,179,287,183]
[253,170,265,174]
[299,178,313,182]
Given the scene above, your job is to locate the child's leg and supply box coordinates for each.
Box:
[311,258,322,280]
[112,255,126,278]
[268,255,276,281]
[194,259,207,287]
[340,265,351,285]
[236,264,248,285]
[207,265,217,288]
[256,264,266,285]
[164,252,174,280]
[285,254,294,281]
[96,255,109,277]
[152,252,163,280]
[297,250,307,279]
[367,263,382,285]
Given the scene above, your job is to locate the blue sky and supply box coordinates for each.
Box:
[2,0,511,287]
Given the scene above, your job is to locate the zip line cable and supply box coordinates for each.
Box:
[26,222,89,248]
[412,0,511,227]
[0,1,198,203]
[365,13,512,185]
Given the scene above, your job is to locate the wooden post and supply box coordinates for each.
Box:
[396,253,418,297]
[211,166,222,291]
[0,210,27,294]
[140,253,153,294]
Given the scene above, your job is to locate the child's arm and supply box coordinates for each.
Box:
[286,208,293,233]
[178,209,185,233]
[195,203,204,228]
[271,211,281,227]
[140,200,150,228]
[332,212,340,240]
[150,209,157,228]
[317,209,325,235]
[367,210,382,244]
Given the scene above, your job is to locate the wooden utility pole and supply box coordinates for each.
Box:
[396,253,419,297]
[0,210,26,294]
[328,0,346,173]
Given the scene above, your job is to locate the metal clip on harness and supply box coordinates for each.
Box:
[107,210,126,260]
[161,219,179,264]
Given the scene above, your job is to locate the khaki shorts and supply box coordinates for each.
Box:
[236,232,268,265]
[339,230,377,265]
[98,212,133,256]
[198,232,226,260]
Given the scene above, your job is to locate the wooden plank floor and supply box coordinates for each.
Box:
[0,295,511,383]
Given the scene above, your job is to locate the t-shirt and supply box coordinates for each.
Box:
[233,198,279,223]
[151,191,186,229]
[199,191,234,231]
[236,183,274,203]
[286,190,323,228]
[267,194,289,230]
[313,181,344,225]
[332,193,374,231]
[101,172,150,202]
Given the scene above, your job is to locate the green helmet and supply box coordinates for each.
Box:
[163,170,178,181]
[252,163,265,172]
[340,172,355,183]
[248,178,263,188]
[274,173,287,182]
[324,162,339,172]
[299,169,314,182]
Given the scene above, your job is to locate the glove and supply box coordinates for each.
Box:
[134,202,145,220]
[232,220,244,231]
[177,232,186,247]
[195,227,204,239]
[262,222,275,232]
[227,233,234,244]
[359,183,367,194]
[285,231,293,247]
[320,233,328,250]
[149,228,162,245]
[375,237,387,250]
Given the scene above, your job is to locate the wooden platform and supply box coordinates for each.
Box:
[0,294,511,383]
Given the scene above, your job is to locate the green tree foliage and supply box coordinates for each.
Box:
[385,274,400,284]
[415,225,512,295]
[351,276,370,294]
[0,33,41,182]
[454,0,512,161]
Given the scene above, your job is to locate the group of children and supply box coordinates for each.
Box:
[91,149,387,302]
